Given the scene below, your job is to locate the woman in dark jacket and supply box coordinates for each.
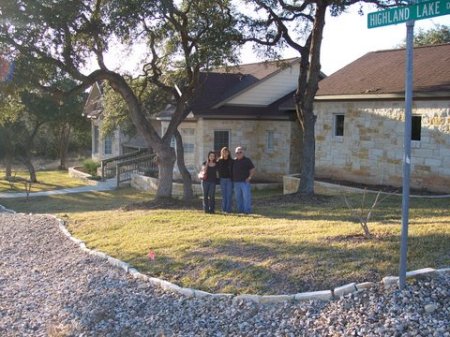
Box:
[216,147,233,213]
[199,151,218,214]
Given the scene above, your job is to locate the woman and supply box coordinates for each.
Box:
[199,151,218,214]
[216,147,233,213]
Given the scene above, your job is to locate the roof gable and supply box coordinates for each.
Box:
[190,72,257,111]
[317,43,450,98]
[83,82,103,119]
[214,58,300,107]
[85,58,307,121]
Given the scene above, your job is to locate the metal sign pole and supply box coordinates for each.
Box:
[367,0,450,291]
[399,18,415,290]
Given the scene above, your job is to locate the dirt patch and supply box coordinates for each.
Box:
[122,197,203,211]
[254,193,334,207]
[316,177,442,196]
[123,191,333,211]
[323,232,394,244]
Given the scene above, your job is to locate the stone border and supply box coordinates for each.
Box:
[68,167,98,186]
[283,173,450,198]
[131,173,282,197]
[0,205,16,214]
[51,214,449,305]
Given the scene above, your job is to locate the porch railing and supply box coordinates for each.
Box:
[115,154,158,187]
[100,149,150,180]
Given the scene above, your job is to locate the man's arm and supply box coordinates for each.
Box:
[246,168,256,182]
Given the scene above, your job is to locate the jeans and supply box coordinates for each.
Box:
[220,178,233,213]
[233,181,252,214]
[201,180,216,213]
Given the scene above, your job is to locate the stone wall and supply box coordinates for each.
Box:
[68,167,99,186]
[131,174,282,196]
[283,174,378,195]
[314,100,450,193]
[91,119,122,162]
[167,119,299,181]
[131,174,204,197]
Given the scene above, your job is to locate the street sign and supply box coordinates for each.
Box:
[368,0,450,28]
[367,0,449,289]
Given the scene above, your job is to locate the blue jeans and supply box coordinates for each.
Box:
[233,181,252,214]
[201,181,216,213]
[220,178,233,213]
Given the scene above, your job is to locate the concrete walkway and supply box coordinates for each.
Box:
[0,178,116,199]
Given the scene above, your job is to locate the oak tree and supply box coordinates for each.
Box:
[0,0,240,199]
[242,0,393,196]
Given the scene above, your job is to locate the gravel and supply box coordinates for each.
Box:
[0,212,449,337]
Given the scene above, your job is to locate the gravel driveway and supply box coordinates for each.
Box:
[0,212,448,337]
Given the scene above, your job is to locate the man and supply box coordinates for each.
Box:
[232,146,255,214]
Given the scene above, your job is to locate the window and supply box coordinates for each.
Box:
[184,143,194,153]
[181,128,195,154]
[104,134,113,155]
[214,130,230,152]
[411,116,421,141]
[334,114,345,137]
[266,130,274,151]
[93,126,99,154]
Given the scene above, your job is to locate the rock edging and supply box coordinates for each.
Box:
[0,205,16,214]
[49,214,450,305]
[68,167,99,186]
[283,174,450,198]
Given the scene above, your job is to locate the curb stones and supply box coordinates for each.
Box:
[333,283,357,298]
[43,212,450,308]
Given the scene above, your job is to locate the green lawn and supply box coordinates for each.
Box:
[0,170,88,193]
[2,188,449,295]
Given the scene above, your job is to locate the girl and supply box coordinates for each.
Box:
[199,151,218,214]
[216,147,233,213]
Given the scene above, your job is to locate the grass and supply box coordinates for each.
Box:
[2,188,449,295]
[0,170,88,193]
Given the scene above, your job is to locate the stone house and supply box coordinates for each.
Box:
[312,43,450,193]
[83,59,311,181]
[83,82,160,161]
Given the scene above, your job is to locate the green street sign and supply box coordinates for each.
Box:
[368,0,450,28]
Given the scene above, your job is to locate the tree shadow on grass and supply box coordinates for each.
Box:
[121,236,392,295]
[75,226,449,296]
[253,192,450,224]
[183,238,396,294]
[0,190,153,214]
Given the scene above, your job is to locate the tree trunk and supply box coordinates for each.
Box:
[299,112,316,196]
[58,124,71,170]
[17,122,42,183]
[105,72,191,200]
[106,73,174,199]
[5,153,12,178]
[21,156,37,183]
[295,2,327,197]
[174,130,194,201]
[155,145,176,199]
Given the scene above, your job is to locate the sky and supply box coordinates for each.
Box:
[318,3,450,75]
[243,2,449,76]
[101,3,449,76]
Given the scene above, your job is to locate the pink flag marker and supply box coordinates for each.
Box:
[147,250,156,261]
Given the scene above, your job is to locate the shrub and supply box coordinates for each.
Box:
[82,159,100,176]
